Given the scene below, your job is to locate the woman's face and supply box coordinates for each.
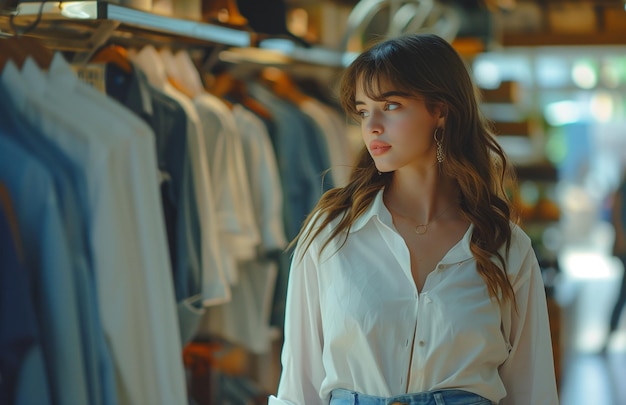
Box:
[355,77,443,173]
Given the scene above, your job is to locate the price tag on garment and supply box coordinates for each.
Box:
[72,63,107,94]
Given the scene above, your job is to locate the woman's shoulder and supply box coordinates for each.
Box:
[502,221,539,285]
[297,207,347,247]
[509,221,532,250]
[492,221,532,253]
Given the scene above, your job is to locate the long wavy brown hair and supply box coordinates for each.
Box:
[293,33,518,304]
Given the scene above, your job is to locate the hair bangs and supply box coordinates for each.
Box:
[363,50,417,98]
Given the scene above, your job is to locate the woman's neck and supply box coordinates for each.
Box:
[383,171,459,222]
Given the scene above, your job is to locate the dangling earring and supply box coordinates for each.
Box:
[434,127,444,163]
[377,170,382,176]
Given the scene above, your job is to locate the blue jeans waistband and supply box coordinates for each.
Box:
[329,388,492,405]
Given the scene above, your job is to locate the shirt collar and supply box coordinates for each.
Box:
[125,63,154,118]
[350,188,392,233]
[1,61,29,111]
[48,52,82,94]
[440,222,474,264]
[350,188,474,264]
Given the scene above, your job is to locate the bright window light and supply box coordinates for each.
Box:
[545,128,567,165]
[472,59,501,89]
[536,57,569,88]
[572,59,598,89]
[60,2,96,19]
[561,251,617,279]
[590,91,614,122]
[545,100,581,126]
[600,59,620,88]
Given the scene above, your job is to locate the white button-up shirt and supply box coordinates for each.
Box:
[269,189,558,405]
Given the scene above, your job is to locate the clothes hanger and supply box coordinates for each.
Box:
[168,75,195,99]
[159,47,195,99]
[260,66,311,107]
[235,79,273,120]
[211,70,273,120]
[174,50,208,98]
[0,35,53,72]
[208,69,235,108]
[202,0,249,28]
[90,44,133,74]
[18,36,53,69]
[0,39,19,72]
[84,44,134,97]
[0,2,53,72]
[129,44,168,89]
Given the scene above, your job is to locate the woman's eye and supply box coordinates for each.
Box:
[385,103,399,111]
[357,110,369,118]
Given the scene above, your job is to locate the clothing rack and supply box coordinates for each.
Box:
[1,0,465,71]
[0,1,351,69]
[0,1,254,66]
[8,1,252,45]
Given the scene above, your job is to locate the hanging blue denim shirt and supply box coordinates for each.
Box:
[247,82,334,240]
[0,189,51,405]
[247,82,334,328]
[0,80,118,405]
[0,132,90,405]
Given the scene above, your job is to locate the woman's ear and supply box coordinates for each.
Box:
[440,103,449,118]
[436,102,448,125]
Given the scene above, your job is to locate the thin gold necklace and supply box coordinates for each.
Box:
[388,204,455,235]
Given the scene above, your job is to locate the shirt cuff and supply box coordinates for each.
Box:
[268,395,297,405]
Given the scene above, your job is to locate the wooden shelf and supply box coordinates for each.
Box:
[481,81,520,103]
[493,121,533,137]
[514,161,558,182]
[1,1,253,49]
[501,32,626,47]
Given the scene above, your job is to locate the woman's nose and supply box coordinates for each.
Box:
[365,112,383,135]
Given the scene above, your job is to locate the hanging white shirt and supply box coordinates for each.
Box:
[131,45,230,306]
[199,104,287,354]
[45,56,188,405]
[299,99,354,187]
[193,92,261,283]
[5,56,187,405]
[231,103,286,253]
[269,189,558,405]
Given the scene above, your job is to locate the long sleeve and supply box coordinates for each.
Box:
[269,241,326,405]
[499,245,559,405]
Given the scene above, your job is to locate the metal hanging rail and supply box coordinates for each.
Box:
[10,1,252,47]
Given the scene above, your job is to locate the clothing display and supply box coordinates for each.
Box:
[200,104,287,355]
[0,26,351,404]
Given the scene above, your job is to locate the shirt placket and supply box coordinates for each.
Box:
[379,221,420,392]
[405,264,445,392]
[400,293,419,392]
[408,290,433,390]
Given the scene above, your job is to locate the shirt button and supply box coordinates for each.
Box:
[405,339,409,346]
[425,297,432,304]
[419,340,425,346]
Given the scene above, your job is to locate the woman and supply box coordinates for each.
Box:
[269,33,558,405]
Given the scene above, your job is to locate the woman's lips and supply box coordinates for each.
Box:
[369,140,391,156]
